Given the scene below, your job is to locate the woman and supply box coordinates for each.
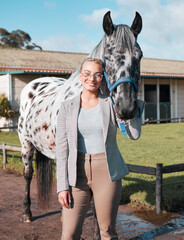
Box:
[56,58,144,239]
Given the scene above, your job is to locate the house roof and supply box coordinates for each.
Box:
[0,47,184,78]
[141,58,184,78]
[0,47,88,74]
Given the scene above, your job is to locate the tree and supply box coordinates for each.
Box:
[0,93,17,119]
[0,28,42,50]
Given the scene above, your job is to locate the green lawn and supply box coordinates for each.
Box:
[0,123,184,211]
[117,123,184,211]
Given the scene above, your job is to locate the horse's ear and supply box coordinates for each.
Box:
[130,12,142,38]
[103,11,114,36]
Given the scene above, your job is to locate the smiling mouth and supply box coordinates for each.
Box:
[86,81,96,86]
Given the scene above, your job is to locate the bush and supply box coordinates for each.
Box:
[0,93,16,119]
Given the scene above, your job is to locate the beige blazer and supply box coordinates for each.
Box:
[56,94,144,192]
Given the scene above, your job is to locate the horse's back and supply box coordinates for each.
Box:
[18,77,67,159]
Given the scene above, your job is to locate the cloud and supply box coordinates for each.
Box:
[114,0,184,60]
[79,8,119,28]
[44,1,56,9]
[35,34,96,54]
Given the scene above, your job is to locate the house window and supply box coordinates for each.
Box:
[144,84,157,120]
[160,85,170,120]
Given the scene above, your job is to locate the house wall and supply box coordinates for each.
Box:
[0,74,9,96]
[0,74,9,128]
[140,77,184,121]
[12,74,41,111]
[177,79,184,117]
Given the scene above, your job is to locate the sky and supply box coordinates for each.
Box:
[1,0,184,61]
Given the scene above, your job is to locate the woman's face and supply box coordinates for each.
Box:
[79,62,103,94]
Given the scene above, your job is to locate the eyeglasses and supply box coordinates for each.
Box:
[80,72,103,81]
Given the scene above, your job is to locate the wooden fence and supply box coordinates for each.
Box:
[144,117,184,124]
[1,143,184,214]
[126,163,184,214]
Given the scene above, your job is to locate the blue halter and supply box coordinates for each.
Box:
[103,57,138,104]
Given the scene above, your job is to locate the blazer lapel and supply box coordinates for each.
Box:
[99,95,110,143]
[69,94,81,148]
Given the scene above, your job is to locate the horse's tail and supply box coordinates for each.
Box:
[36,150,53,209]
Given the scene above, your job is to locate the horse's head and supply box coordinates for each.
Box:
[102,11,143,120]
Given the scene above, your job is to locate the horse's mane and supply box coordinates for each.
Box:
[114,25,135,52]
[91,24,135,58]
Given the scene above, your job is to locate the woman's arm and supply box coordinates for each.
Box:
[117,99,145,140]
[56,102,69,192]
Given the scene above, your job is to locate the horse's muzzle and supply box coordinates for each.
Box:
[115,99,138,120]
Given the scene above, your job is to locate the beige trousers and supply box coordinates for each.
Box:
[61,152,122,240]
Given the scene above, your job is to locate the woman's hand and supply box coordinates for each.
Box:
[58,190,72,209]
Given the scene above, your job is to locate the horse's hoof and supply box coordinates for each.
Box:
[22,213,32,223]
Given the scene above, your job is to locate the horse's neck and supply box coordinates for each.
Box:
[63,38,104,98]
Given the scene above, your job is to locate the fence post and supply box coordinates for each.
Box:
[2,143,7,170]
[156,163,163,214]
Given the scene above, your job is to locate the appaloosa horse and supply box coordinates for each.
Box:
[18,11,142,238]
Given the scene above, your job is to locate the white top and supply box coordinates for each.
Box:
[77,104,105,154]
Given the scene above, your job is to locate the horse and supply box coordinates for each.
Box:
[18,10,142,238]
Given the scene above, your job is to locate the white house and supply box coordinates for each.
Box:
[0,47,184,128]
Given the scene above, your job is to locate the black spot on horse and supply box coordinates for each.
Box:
[32,82,40,90]
[49,87,56,92]
[38,91,45,96]
[35,109,41,117]
[25,102,28,109]
[28,92,33,98]
[65,87,71,94]
[39,86,47,92]
[48,92,56,97]
[42,123,49,131]
[32,103,36,109]
[31,96,36,103]
[38,100,43,105]
[40,82,49,86]
[120,71,126,77]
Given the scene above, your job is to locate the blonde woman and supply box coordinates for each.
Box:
[56,58,144,239]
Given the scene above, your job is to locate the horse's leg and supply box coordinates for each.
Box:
[91,197,101,240]
[21,139,34,223]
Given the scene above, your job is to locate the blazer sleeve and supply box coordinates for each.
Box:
[56,102,69,193]
[116,99,145,140]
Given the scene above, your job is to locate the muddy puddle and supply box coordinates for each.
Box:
[115,205,183,239]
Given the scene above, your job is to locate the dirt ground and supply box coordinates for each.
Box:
[0,169,183,240]
[1,169,137,240]
[0,169,100,240]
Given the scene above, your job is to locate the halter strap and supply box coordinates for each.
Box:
[103,57,141,118]
[103,57,138,93]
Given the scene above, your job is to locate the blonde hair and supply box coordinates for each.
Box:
[80,58,103,72]
[80,57,109,96]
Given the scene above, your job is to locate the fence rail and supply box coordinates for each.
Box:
[127,163,184,214]
[0,126,18,130]
[1,143,184,214]
[144,117,184,124]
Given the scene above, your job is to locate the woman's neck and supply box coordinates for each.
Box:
[80,90,99,109]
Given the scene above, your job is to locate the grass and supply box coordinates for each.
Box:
[117,122,184,211]
[0,123,184,211]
